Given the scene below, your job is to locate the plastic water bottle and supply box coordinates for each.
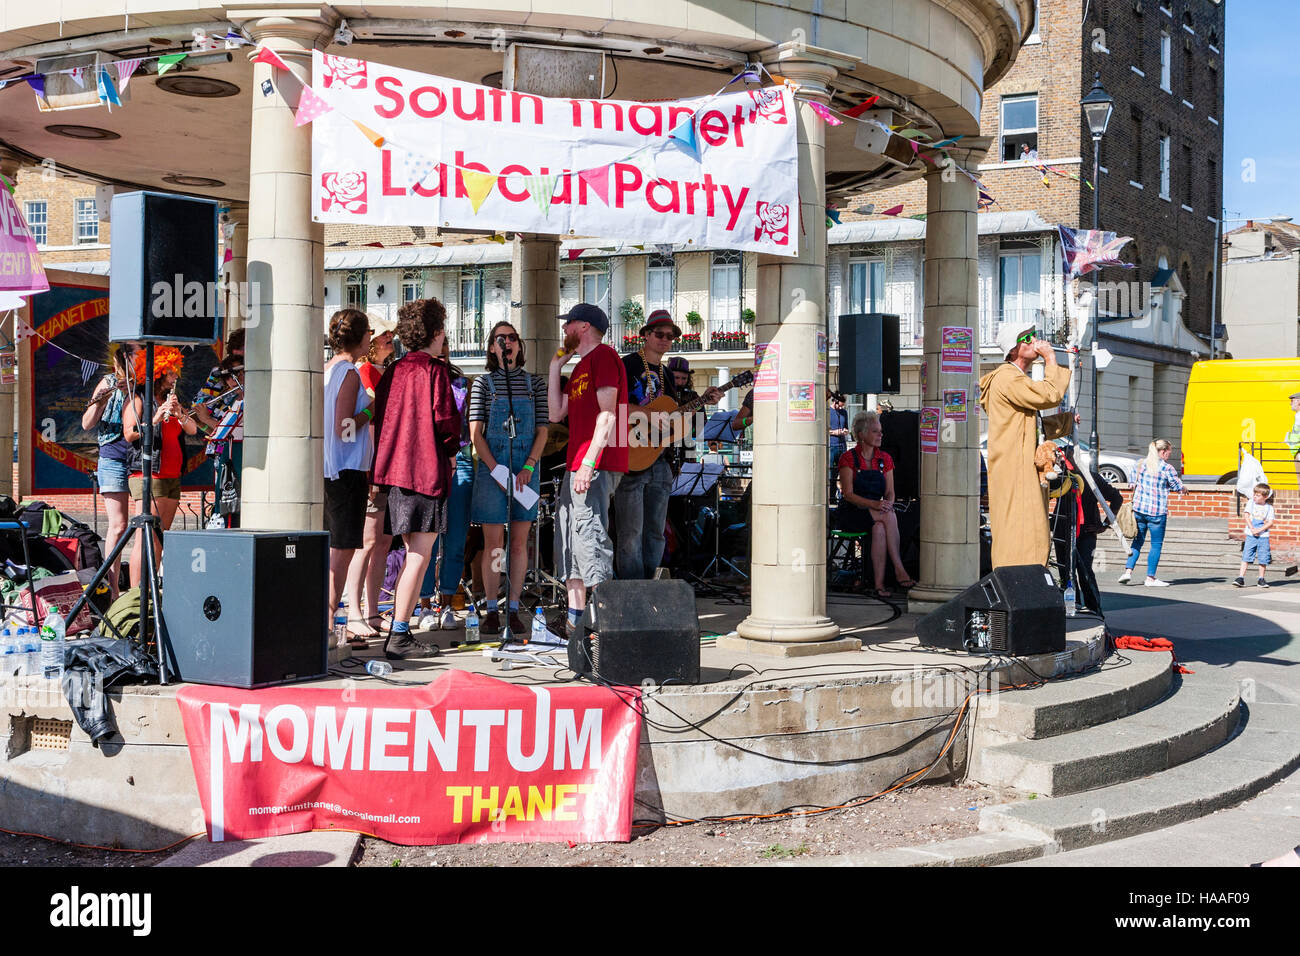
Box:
[465,607,480,645]
[1,627,17,677]
[40,610,67,680]
[1063,582,1077,618]
[365,660,393,677]
[22,628,41,677]
[531,607,548,644]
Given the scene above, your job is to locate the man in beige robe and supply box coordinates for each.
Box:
[978,324,1072,569]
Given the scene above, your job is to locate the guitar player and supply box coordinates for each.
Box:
[614,310,723,579]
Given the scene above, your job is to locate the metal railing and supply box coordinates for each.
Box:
[1239,443,1298,512]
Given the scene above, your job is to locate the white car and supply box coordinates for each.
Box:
[979,435,1143,485]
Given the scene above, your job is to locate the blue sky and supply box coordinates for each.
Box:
[1222,1,1299,223]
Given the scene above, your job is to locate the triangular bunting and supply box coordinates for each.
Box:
[880,204,904,217]
[115,58,142,92]
[809,102,843,126]
[157,53,187,77]
[403,151,439,190]
[843,95,881,118]
[352,120,385,148]
[522,174,558,217]
[223,248,233,263]
[69,66,86,89]
[80,359,99,386]
[826,206,841,225]
[461,169,496,214]
[25,75,45,98]
[253,46,292,72]
[627,146,659,182]
[654,243,674,255]
[578,166,610,205]
[931,135,964,149]
[0,175,13,195]
[294,86,333,126]
[96,68,121,108]
[566,249,585,261]
[667,116,699,158]
[488,234,507,244]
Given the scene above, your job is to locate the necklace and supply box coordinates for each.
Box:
[636,346,665,400]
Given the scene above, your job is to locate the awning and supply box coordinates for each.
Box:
[826,210,1056,245]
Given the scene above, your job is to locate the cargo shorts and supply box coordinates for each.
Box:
[554,469,622,588]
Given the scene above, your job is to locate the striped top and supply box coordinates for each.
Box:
[1131,459,1184,516]
[468,369,548,428]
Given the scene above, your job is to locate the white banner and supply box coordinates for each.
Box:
[310,52,800,256]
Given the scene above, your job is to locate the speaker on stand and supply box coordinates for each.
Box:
[838,313,901,395]
[568,579,701,686]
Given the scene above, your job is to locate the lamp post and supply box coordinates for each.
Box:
[1081,72,1113,474]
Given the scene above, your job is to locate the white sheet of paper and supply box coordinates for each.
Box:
[490,463,509,490]
[513,481,539,509]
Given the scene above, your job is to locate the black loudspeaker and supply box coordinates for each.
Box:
[109,191,220,344]
[838,313,900,394]
[880,409,919,500]
[916,564,1065,656]
[568,579,700,685]
[160,530,329,687]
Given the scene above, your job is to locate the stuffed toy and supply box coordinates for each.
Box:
[1035,441,1061,487]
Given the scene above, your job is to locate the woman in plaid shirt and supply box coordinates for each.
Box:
[1120,438,1185,587]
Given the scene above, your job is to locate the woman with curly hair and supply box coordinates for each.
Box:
[323,309,376,645]
[82,346,133,595]
[122,346,198,588]
[371,298,462,660]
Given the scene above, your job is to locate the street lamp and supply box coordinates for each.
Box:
[1081,72,1113,473]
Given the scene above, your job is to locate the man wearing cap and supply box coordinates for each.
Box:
[978,324,1072,569]
[549,303,629,635]
[615,310,722,580]
[1286,393,1300,488]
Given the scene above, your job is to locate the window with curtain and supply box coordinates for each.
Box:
[581,261,610,309]
[1160,135,1172,198]
[460,269,484,347]
[646,254,674,313]
[345,270,366,310]
[401,269,423,304]
[74,198,98,244]
[998,246,1042,329]
[710,250,741,324]
[24,201,47,246]
[847,257,886,313]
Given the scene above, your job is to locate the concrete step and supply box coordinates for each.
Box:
[159,831,362,867]
[968,670,1241,796]
[980,696,1300,854]
[974,651,1172,745]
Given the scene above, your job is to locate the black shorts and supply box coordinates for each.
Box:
[324,469,369,550]
[383,485,448,537]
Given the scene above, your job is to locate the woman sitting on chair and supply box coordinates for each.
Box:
[833,410,914,598]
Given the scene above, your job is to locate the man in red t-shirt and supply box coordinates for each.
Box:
[548,303,628,634]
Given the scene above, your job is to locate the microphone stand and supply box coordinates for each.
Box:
[500,335,519,642]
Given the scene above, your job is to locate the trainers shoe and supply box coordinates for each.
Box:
[384,629,438,660]
[416,608,439,632]
[1118,569,1132,584]
[1258,578,1270,589]
[1143,577,1171,588]
[1233,577,1246,588]
[438,606,459,630]
[480,610,501,638]
[507,612,528,638]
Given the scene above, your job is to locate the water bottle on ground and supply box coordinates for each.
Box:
[531,607,548,644]
[465,607,480,645]
[1,627,17,677]
[40,610,67,680]
[22,628,41,677]
[1063,582,1077,618]
[365,660,393,677]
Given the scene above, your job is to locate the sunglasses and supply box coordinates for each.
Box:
[648,330,675,339]
[497,332,520,342]
[1016,331,1036,345]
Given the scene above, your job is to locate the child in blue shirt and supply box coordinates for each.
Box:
[1235,483,1275,588]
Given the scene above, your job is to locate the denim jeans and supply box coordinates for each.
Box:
[613,458,674,579]
[1126,511,1167,578]
[421,450,474,598]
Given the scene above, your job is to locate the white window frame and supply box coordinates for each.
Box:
[847,256,887,313]
[345,270,366,310]
[646,254,674,314]
[580,261,610,310]
[24,201,47,246]
[459,269,484,349]
[1160,31,1172,92]
[1025,0,1040,43]
[401,269,423,304]
[709,250,742,326]
[74,198,98,244]
[999,94,1039,163]
[1159,135,1172,200]
[998,247,1042,330]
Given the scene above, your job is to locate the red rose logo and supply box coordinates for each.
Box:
[747,88,788,125]
[321,172,367,214]
[754,202,790,245]
[322,55,367,90]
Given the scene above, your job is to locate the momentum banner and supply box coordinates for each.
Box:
[310,52,800,255]
[177,670,642,845]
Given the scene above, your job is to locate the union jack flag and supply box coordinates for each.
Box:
[1058,225,1136,280]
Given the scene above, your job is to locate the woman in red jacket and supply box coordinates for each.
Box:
[371,298,462,660]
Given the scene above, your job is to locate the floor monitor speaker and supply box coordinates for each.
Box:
[916,564,1066,656]
[569,579,700,686]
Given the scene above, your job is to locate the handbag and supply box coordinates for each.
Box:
[1115,501,1137,539]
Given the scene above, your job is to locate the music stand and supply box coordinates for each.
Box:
[699,411,744,445]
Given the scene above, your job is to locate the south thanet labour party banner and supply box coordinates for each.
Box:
[177,670,642,845]
[310,52,799,256]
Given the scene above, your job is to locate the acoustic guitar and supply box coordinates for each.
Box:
[626,369,755,473]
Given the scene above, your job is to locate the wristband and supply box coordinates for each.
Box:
[361,407,374,421]
[522,464,536,475]
[582,458,597,468]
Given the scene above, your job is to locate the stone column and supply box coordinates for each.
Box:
[0,148,21,498]
[726,48,858,655]
[237,14,332,531]
[512,235,561,371]
[221,202,250,334]
[909,140,992,606]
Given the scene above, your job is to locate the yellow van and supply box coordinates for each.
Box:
[1181,359,1300,486]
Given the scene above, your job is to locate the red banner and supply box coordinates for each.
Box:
[177,671,642,845]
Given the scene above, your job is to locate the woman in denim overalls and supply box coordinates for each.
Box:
[469,322,549,639]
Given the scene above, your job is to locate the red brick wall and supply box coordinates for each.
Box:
[1116,481,1300,542]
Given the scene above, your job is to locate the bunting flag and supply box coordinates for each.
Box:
[825,206,841,226]
[0,80,7,91]
[223,248,233,264]
[522,174,558,217]
[931,135,964,149]
[626,146,659,183]
[0,175,12,195]
[488,234,507,244]
[294,86,333,126]
[880,204,904,217]
[461,169,496,214]
[69,66,86,89]
[115,58,142,92]
[253,46,292,73]
[667,115,699,158]
[978,189,997,209]
[46,343,64,370]
[403,151,439,190]
[352,120,385,148]
[223,31,251,47]
[80,358,99,385]
[157,53,187,77]
[566,248,585,261]
[737,68,762,84]
[843,95,881,118]
[809,102,842,126]
[25,75,44,98]
[578,166,610,205]
[96,68,121,108]
[654,243,674,255]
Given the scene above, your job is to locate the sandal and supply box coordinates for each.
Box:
[875,588,893,600]
[895,577,917,589]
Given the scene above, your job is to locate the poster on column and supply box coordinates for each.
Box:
[939,326,974,374]
[310,52,800,255]
[943,388,967,422]
[920,407,941,454]
[816,331,827,375]
[176,670,641,845]
[787,381,815,421]
[753,342,781,402]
